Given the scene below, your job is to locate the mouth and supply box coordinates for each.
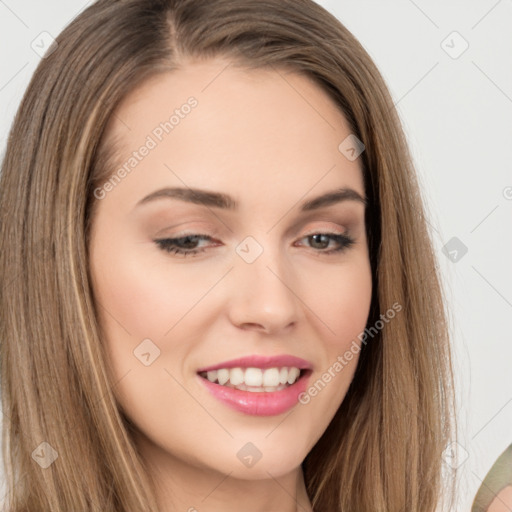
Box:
[198,366,308,392]
[196,355,313,416]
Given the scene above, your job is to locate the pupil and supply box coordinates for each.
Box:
[310,234,328,249]
[181,236,198,248]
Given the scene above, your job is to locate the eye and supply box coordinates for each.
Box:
[154,232,355,257]
[154,234,214,257]
[296,233,355,254]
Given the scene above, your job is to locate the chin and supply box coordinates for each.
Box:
[206,434,311,480]
[221,456,305,481]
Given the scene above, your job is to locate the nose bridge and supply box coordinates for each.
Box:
[228,234,300,331]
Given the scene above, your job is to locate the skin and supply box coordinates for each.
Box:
[88,57,372,512]
[487,486,512,511]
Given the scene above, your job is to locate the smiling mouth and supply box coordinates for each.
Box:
[198,366,309,393]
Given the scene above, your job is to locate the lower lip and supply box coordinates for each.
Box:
[198,372,311,416]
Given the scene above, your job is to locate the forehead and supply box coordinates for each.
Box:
[99,57,365,206]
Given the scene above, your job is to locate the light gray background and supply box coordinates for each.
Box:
[1,1,511,510]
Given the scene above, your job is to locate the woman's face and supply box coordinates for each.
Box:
[89,57,372,488]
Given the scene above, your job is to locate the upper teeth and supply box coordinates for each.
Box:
[201,367,301,389]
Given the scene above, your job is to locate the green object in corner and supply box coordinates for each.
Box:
[471,444,512,512]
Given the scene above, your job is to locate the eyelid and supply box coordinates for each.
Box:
[301,225,346,236]
[153,222,221,238]
[158,219,350,240]
[164,227,348,243]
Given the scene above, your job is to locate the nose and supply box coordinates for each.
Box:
[226,244,301,334]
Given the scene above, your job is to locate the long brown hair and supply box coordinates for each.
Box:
[0,0,457,510]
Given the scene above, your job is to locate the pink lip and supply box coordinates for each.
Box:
[196,354,313,373]
[197,370,312,416]
[196,354,313,416]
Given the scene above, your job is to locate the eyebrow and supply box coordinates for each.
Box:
[135,186,367,211]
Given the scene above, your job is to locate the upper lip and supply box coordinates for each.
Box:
[197,354,313,373]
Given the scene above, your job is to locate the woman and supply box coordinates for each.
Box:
[0,0,457,510]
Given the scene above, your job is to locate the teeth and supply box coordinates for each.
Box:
[262,368,280,387]
[229,367,244,386]
[287,367,300,385]
[230,382,285,393]
[217,369,229,386]
[244,368,263,387]
[201,366,303,391]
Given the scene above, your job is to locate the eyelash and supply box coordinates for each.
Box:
[154,232,355,257]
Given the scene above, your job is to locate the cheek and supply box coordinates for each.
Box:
[293,258,372,454]
[89,242,202,428]
[300,256,372,412]
[309,257,373,349]
[90,241,213,340]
